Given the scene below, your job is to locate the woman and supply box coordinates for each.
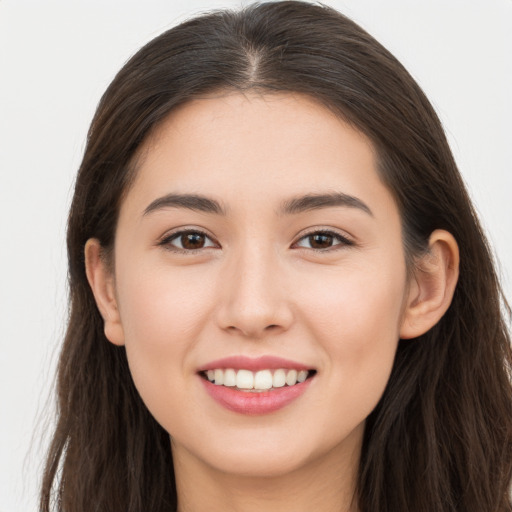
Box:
[40,2,512,511]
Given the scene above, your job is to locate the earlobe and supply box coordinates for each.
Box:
[84,239,125,346]
[400,229,460,339]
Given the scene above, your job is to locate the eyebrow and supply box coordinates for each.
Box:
[279,192,373,217]
[143,193,227,216]
[142,191,372,218]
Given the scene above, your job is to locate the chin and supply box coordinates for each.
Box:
[211,448,313,479]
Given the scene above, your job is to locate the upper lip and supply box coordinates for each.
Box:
[197,355,312,373]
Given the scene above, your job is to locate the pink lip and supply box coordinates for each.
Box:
[200,377,313,415]
[198,355,311,372]
[197,356,315,415]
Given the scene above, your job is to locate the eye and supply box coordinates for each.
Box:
[159,230,218,252]
[294,230,353,251]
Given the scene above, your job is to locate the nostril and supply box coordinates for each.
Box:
[225,323,282,338]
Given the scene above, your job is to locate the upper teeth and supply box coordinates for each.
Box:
[205,368,309,391]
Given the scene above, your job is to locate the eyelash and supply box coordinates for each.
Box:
[158,229,218,254]
[158,228,354,254]
[293,229,354,252]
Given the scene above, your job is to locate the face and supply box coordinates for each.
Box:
[107,92,411,478]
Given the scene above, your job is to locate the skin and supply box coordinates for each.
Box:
[86,92,459,512]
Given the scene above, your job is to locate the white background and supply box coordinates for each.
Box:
[1,1,511,510]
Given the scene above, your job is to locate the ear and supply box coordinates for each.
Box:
[400,229,460,339]
[84,238,125,346]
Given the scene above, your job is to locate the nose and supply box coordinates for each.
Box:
[215,244,294,339]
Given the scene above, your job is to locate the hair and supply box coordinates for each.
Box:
[40,2,512,511]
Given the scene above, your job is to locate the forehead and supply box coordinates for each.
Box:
[122,91,393,219]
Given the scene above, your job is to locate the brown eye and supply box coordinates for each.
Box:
[295,230,353,251]
[161,230,217,252]
[308,233,334,249]
[181,232,207,249]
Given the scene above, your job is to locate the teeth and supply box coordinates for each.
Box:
[285,369,297,386]
[214,368,224,386]
[254,370,273,390]
[236,369,254,389]
[297,370,308,383]
[272,369,286,388]
[204,368,311,390]
[224,368,236,387]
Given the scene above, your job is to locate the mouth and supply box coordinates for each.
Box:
[197,356,317,414]
[200,368,316,392]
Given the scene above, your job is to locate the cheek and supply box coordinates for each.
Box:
[300,259,405,338]
[296,257,406,404]
[118,262,215,348]
[114,263,216,407]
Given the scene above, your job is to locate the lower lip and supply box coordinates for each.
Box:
[200,376,313,415]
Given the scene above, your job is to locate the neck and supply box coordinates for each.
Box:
[171,428,362,512]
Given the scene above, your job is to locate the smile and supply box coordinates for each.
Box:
[198,356,316,414]
[202,368,311,391]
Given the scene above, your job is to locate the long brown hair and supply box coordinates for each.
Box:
[40,2,512,511]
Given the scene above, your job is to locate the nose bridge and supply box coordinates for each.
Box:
[217,238,292,337]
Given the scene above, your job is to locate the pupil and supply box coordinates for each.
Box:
[310,233,333,249]
[182,233,205,249]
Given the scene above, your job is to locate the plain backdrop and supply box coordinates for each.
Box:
[1,1,511,510]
